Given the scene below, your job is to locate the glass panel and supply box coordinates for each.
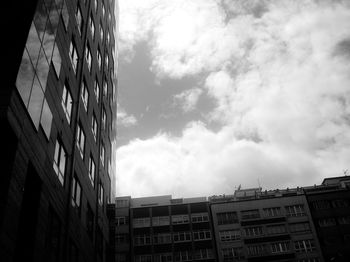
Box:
[59,148,66,184]
[34,0,48,41]
[16,48,35,107]
[28,75,44,129]
[76,183,81,207]
[52,43,61,77]
[36,47,50,91]
[61,0,69,30]
[26,22,41,69]
[42,19,56,62]
[40,99,53,139]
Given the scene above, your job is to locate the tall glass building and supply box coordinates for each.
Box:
[0,0,117,261]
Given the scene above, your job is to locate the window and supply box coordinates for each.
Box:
[116,217,128,226]
[222,247,244,261]
[61,0,69,30]
[71,175,82,209]
[94,78,100,102]
[174,251,191,262]
[69,40,78,73]
[241,209,260,220]
[312,200,331,209]
[53,139,66,185]
[263,207,281,217]
[62,83,72,124]
[81,80,89,111]
[116,199,129,208]
[297,259,320,262]
[94,0,98,12]
[290,222,311,233]
[270,241,290,253]
[193,249,214,260]
[332,199,349,208]
[89,14,95,39]
[97,49,102,69]
[107,31,110,45]
[247,245,266,256]
[153,253,172,262]
[266,224,286,235]
[152,216,170,226]
[285,205,305,217]
[133,218,151,228]
[135,255,152,262]
[75,5,83,35]
[102,107,106,130]
[103,77,108,97]
[85,45,92,72]
[318,218,336,227]
[244,226,263,237]
[105,53,109,69]
[134,235,151,246]
[193,230,211,241]
[88,156,95,187]
[294,240,315,253]
[99,22,104,42]
[191,212,209,223]
[172,214,189,224]
[91,113,98,141]
[153,233,171,244]
[116,234,129,244]
[98,183,104,206]
[76,124,85,159]
[338,216,350,224]
[219,229,241,242]
[102,3,105,17]
[100,142,105,166]
[217,212,238,225]
[173,232,191,242]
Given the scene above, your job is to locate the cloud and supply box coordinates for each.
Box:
[173,88,203,112]
[116,0,350,197]
[117,105,138,127]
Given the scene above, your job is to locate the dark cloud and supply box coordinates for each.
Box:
[333,38,350,59]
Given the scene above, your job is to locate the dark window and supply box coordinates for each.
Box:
[217,212,238,225]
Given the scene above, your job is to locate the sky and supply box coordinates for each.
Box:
[115,0,350,198]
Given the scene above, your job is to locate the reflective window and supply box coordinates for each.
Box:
[285,205,305,217]
[92,113,98,141]
[105,53,109,69]
[94,0,98,13]
[193,230,211,241]
[219,229,241,242]
[27,75,44,128]
[72,175,82,209]
[40,99,53,139]
[97,48,102,69]
[102,107,106,130]
[99,183,104,206]
[53,139,66,185]
[100,142,105,166]
[94,78,100,102]
[76,123,85,159]
[294,240,315,253]
[52,43,62,77]
[222,247,244,261]
[103,77,108,97]
[99,22,104,42]
[89,14,95,39]
[107,31,110,45]
[271,241,290,253]
[75,5,83,35]
[102,3,105,18]
[62,83,72,124]
[85,44,92,72]
[88,156,96,187]
[69,40,78,73]
[61,0,69,30]
[81,80,89,111]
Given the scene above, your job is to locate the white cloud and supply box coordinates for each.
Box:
[117,0,350,197]
[117,105,138,127]
[173,88,203,112]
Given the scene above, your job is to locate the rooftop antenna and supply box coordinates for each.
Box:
[257,178,261,190]
[344,169,349,176]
